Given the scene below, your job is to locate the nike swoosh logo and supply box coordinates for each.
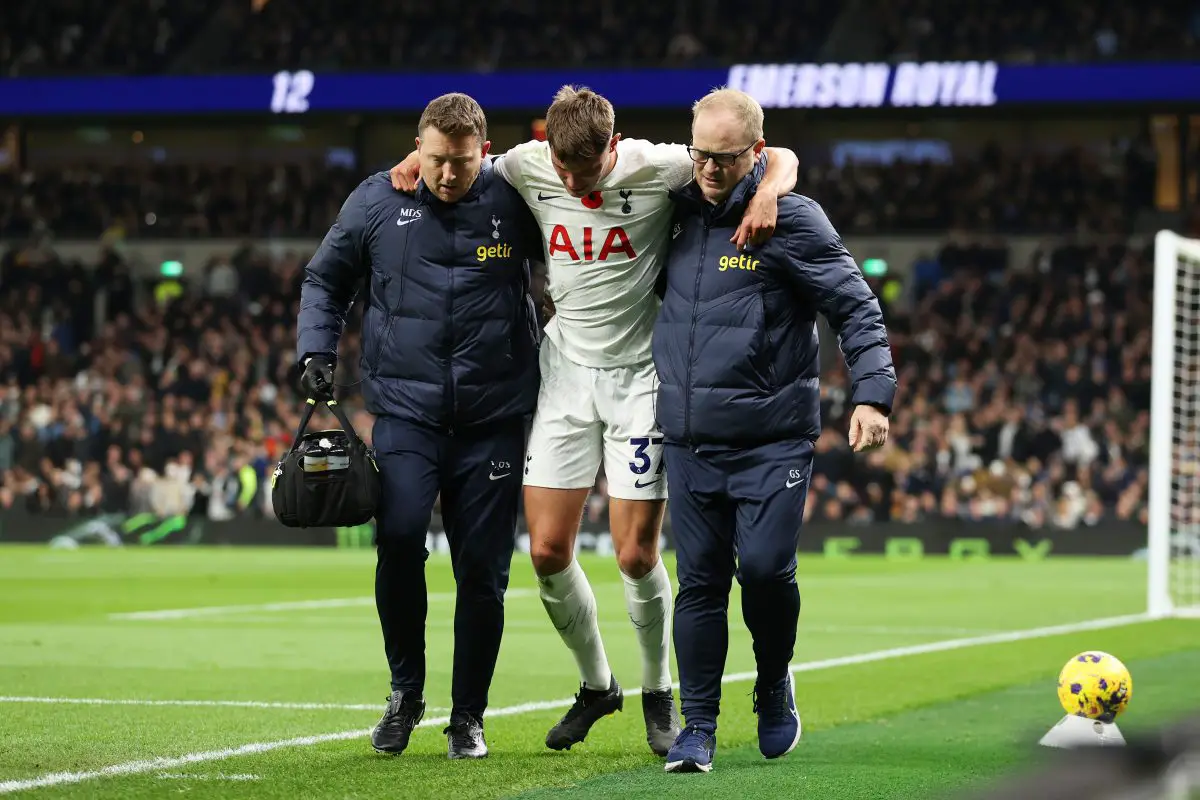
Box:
[488,472,511,481]
[634,478,660,489]
[785,478,805,489]
[537,192,560,201]
[396,218,419,226]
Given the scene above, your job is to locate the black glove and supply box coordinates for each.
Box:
[300,356,335,400]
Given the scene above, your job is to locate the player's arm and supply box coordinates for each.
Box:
[760,146,799,196]
[516,204,553,325]
[388,142,532,192]
[734,146,799,250]
[782,197,896,452]
[297,184,369,368]
[656,141,798,249]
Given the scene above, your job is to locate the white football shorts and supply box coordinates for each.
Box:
[523,336,667,501]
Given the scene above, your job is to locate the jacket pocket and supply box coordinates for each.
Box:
[360,307,382,376]
[366,272,403,377]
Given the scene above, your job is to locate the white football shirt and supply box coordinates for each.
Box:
[493,139,694,369]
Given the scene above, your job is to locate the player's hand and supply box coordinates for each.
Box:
[734,190,778,250]
[848,404,889,452]
[388,152,421,193]
[300,356,335,401]
[542,293,557,321]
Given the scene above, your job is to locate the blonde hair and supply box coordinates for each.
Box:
[545,85,615,162]
[692,87,764,142]
[418,92,487,142]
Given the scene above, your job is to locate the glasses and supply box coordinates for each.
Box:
[686,142,756,168]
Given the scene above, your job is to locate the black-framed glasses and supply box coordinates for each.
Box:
[686,142,756,167]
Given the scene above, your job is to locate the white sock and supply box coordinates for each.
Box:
[622,558,674,693]
[538,559,612,691]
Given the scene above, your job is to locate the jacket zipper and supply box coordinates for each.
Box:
[371,208,415,378]
[683,216,708,447]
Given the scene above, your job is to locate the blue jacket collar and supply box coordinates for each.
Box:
[672,153,767,222]
[415,157,492,206]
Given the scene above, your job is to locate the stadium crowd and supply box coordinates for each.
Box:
[2,0,1196,76]
[0,139,1159,240]
[0,239,367,523]
[871,0,1200,63]
[0,224,1156,531]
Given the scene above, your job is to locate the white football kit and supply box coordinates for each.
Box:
[493,139,694,500]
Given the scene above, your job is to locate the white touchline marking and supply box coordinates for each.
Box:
[0,612,1163,795]
[723,612,1157,683]
[0,699,576,795]
[0,697,448,714]
[107,588,536,621]
[799,624,1001,636]
[156,773,260,781]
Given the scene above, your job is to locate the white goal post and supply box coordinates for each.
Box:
[1149,229,1200,619]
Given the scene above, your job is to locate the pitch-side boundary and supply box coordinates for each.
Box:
[0,612,1159,795]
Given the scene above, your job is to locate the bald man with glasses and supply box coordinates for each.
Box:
[653,88,897,773]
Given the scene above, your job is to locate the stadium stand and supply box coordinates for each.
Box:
[0,222,1157,532]
[221,0,844,71]
[0,0,214,76]
[0,162,360,239]
[0,0,1183,532]
[867,0,1200,63]
[0,238,366,521]
[3,0,1196,75]
[0,0,844,75]
[0,140,1158,239]
[811,235,1154,529]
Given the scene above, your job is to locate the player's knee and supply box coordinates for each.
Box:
[616,541,657,579]
[529,536,573,577]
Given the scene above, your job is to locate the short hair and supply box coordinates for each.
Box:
[545,85,614,162]
[418,92,487,142]
[692,87,764,142]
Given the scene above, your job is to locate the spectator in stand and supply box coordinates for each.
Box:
[2,0,1192,76]
[1,0,843,76]
[869,0,1196,64]
[0,226,1161,532]
[0,141,1156,241]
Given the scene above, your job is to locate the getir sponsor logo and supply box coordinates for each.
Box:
[719,253,759,272]
[726,61,998,109]
[476,242,512,262]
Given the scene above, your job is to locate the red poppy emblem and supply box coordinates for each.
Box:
[581,191,603,209]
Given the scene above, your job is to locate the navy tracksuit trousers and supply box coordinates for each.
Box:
[666,437,815,730]
[371,414,527,719]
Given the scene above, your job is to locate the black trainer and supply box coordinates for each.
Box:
[444,712,488,759]
[371,689,425,754]
[545,676,624,751]
[641,689,682,757]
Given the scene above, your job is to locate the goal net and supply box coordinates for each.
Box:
[1149,230,1200,618]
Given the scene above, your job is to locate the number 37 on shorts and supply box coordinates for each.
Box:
[628,436,666,496]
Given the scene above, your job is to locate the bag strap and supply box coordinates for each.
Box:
[324,398,366,446]
[287,397,366,455]
[287,398,322,454]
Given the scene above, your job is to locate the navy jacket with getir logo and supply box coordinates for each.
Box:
[297,163,542,431]
[653,157,897,447]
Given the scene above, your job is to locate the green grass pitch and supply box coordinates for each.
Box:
[0,545,1197,798]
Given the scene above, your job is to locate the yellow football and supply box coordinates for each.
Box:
[1056,651,1132,723]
